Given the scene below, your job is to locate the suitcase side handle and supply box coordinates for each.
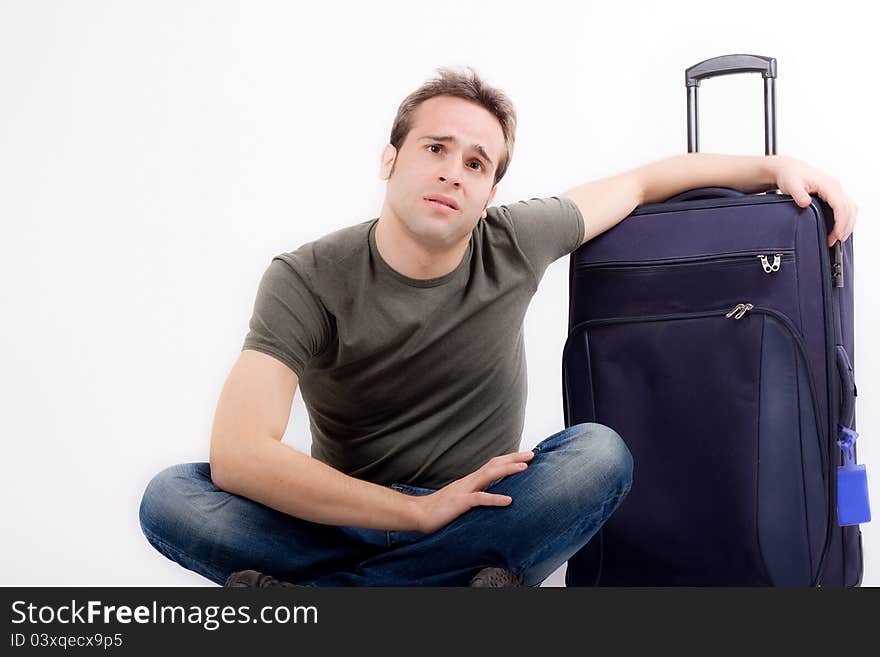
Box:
[836,345,856,429]
[685,54,778,156]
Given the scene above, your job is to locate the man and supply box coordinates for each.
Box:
[138,66,857,587]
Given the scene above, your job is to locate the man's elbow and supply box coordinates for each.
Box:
[209,436,235,490]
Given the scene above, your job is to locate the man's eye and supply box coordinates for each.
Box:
[427,144,482,171]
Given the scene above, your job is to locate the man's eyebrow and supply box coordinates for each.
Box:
[419,135,494,168]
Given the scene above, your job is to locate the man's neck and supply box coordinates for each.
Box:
[374,214,470,280]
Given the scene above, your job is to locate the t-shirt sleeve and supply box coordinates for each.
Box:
[489,195,584,283]
[240,255,333,377]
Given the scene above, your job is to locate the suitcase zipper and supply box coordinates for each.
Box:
[725,303,754,319]
[757,254,783,273]
[575,250,794,274]
[569,304,827,476]
[726,304,827,475]
[727,302,833,587]
[566,303,831,584]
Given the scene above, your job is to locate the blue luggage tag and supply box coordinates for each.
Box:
[837,426,871,526]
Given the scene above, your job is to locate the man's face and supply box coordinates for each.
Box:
[379,95,504,249]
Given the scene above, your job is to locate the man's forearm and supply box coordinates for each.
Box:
[562,152,787,245]
[211,436,424,532]
[636,152,781,205]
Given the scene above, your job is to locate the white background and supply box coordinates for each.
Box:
[1,0,877,586]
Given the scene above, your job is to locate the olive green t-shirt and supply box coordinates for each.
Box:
[242,196,584,489]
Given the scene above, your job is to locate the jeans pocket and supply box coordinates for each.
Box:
[390,483,435,497]
[388,484,435,547]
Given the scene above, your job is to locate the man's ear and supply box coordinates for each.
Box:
[379,144,397,180]
[481,184,498,219]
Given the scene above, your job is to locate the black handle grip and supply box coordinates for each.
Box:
[685,53,778,156]
[836,346,856,428]
[685,54,777,87]
[665,187,747,203]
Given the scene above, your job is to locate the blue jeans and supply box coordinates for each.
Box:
[138,422,632,587]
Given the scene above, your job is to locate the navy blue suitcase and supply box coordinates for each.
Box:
[562,55,865,586]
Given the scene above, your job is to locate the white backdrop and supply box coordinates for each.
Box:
[2,0,877,586]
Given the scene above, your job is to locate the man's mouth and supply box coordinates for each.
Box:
[424,196,459,211]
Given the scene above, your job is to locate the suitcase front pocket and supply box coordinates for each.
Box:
[562,305,828,586]
[570,251,796,324]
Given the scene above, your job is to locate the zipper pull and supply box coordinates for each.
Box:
[726,303,753,319]
[757,254,783,273]
[725,303,745,318]
[735,303,754,319]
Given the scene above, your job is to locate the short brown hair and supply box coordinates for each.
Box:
[389,66,517,186]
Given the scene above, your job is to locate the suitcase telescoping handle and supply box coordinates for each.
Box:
[684,54,845,286]
[685,54,777,155]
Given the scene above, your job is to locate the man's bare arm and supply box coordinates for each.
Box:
[562,153,857,247]
[209,349,423,532]
[208,350,528,534]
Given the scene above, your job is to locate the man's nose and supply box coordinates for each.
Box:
[438,172,462,187]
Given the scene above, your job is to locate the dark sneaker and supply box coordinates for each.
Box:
[468,567,524,587]
[224,569,300,588]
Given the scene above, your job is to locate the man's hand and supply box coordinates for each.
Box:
[410,451,535,534]
[771,155,859,246]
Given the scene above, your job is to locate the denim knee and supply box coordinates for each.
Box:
[138,462,205,545]
[562,423,633,500]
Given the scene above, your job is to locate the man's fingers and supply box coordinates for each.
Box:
[485,459,531,485]
[828,213,851,245]
[490,451,535,465]
[825,194,856,246]
[478,450,535,476]
[846,200,858,240]
[469,464,525,493]
[471,491,513,507]
[835,195,856,243]
[464,452,534,492]
[458,451,535,492]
